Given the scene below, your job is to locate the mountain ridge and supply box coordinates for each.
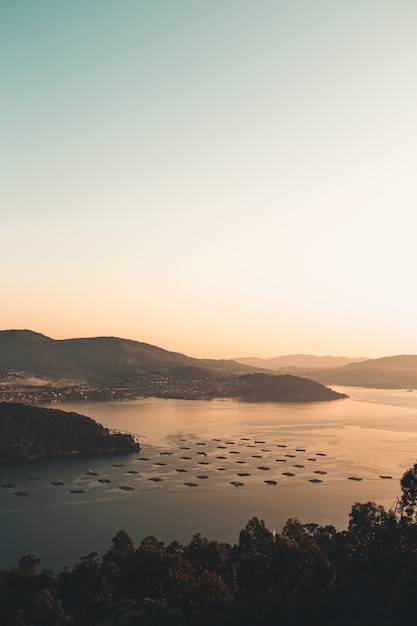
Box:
[310,355,417,389]
[234,354,368,370]
[2,331,414,390]
[0,329,257,382]
[0,330,347,403]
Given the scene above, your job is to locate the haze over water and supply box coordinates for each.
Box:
[1,387,416,572]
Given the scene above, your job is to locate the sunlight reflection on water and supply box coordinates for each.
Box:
[1,387,416,571]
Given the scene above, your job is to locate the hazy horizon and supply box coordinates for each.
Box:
[2,1,417,360]
[0,327,374,362]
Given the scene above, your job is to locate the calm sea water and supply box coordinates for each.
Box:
[1,387,417,572]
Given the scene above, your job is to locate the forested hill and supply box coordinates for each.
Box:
[233,373,347,402]
[0,403,138,463]
[0,330,348,403]
[0,329,257,382]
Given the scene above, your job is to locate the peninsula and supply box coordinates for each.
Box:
[0,403,139,463]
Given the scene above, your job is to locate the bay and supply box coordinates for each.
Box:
[1,386,417,572]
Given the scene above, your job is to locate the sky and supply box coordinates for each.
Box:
[2,0,417,359]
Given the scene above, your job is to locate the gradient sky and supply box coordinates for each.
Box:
[2,1,417,359]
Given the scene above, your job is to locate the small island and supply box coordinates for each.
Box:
[0,403,139,463]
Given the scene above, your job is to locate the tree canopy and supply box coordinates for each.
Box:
[2,464,417,625]
[0,403,138,462]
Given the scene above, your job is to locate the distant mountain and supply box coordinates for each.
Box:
[234,354,367,371]
[311,355,417,389]
[0,330,256,383]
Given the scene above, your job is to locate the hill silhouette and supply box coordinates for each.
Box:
[234,373,346,402]
[234,354,367,370]
[0,402,138,462]
[0,330,254,383]
[311,355,417,389]
[0,330,347,403]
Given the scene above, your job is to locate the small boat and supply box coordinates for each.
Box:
[230,481,244,487]
[28,476,42,480]
[126,470,139,474]
[98,479,111,483]
[294,464,305,468]
[184,482,198,487]
[257,466,270,471]
[264,480,277,485]
[86,469,99,476]
[196,475,208,479]
[138,457,149,461]
[148,477,162,482]
[348,476,362,481]
[237,472,251,476]
[175,468,187,473]
[380,475,393,479]
[69,488,84,494]
[282,472,295,477]
[112,463,125,468]
[119,485,135,490]
[309,479,323,483]
[314,470,327,475]
[51,481,64,486]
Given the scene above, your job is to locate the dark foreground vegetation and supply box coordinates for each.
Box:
[3,466,417,625]
[0,403,138,463]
